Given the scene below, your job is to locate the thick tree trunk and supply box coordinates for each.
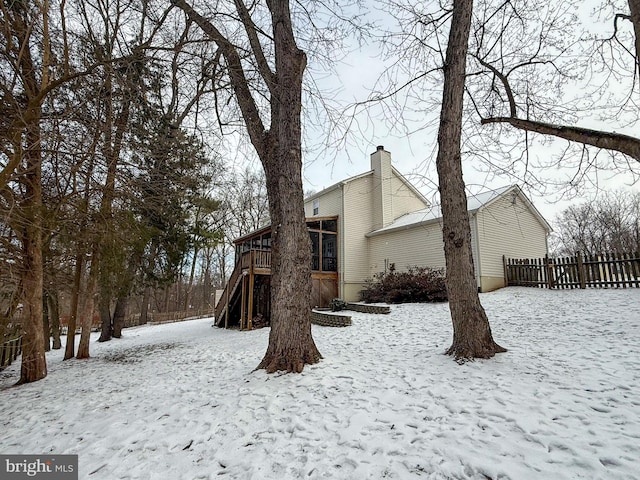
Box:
[64,253,83,359]
[184,246,199,311]
[77,255,99,359]
[19,221,47,383]
[42,292,50,352]
[257,142,321,372]
[18,125,47,384]
[436,0,505,361]
[98,293,112,342]
[47,291,62,349]
[112,296,127,338]
[140,287,150,325]
[173,0,321,372]
[11,0,48,384]
[256,0,321,373]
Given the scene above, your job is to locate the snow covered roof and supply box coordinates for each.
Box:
[367,185,533,237]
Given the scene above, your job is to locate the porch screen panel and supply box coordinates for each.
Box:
[322,233,337,271]
[309,231,320,271]
[322,219,337,232]
[261,232,272,249]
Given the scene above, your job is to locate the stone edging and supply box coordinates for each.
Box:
[345,303,391,314]
[311,310,352,327]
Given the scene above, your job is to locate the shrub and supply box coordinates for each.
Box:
[329,298,348,312]
[360,266,447,304]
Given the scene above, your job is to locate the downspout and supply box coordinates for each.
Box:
[545,227,550,255]
[471,212,482,290]
[340,182,346,299]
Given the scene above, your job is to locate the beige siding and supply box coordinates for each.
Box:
[342,283,365,302]
[369,222,446,276]
[476,192,548,280]
[341,175,376,300]
[304,187,342,217]
[369,217,481,287]
[390,172,429,219]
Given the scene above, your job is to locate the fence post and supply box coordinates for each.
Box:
[503,255,509,287]
[545,254,554,289]
[577,252,586,289]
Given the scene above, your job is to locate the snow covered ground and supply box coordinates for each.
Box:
[1,287,639,480]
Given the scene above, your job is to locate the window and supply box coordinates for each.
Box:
[313,199,319,216]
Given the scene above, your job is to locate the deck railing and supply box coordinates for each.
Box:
[252,249,271,269]
[215,249,272,323]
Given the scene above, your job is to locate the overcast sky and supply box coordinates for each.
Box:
[296,0,640,224]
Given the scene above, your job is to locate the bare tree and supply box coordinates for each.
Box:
[172,0,321,372]
[435,0,506,360]
[209,167,270,286]
[224,168,271,237]
[1,0,144,379]
[553,189,640,255]
[471,0,640,176]
[364,0,506,360]
[71,0,215,349]
[69,0,153,355]
[183,195,223,311]
[1,0,52,383]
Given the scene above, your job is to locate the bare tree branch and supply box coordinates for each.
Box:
[481,116,640,162]
[628,0,640,89]
[473,54,516,116]
[233,0,276,92]
[171,0,269,159]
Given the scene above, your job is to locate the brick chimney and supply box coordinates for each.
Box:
[370,145,393,229]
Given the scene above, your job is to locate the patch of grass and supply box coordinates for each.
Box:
[103,342,181,364]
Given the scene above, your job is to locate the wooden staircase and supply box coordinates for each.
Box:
[214,249,272,328]
[214,259,244,327]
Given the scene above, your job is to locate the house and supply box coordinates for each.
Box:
[366,183,551,294]
[214,146,551,328]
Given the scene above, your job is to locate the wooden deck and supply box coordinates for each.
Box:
[214,248,338,330]
[215,249,271,329]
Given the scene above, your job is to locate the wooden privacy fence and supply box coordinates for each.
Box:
[124,308,215,326]
[148,308,215,325]
[1,335,23,370]
[504,251,640,289]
